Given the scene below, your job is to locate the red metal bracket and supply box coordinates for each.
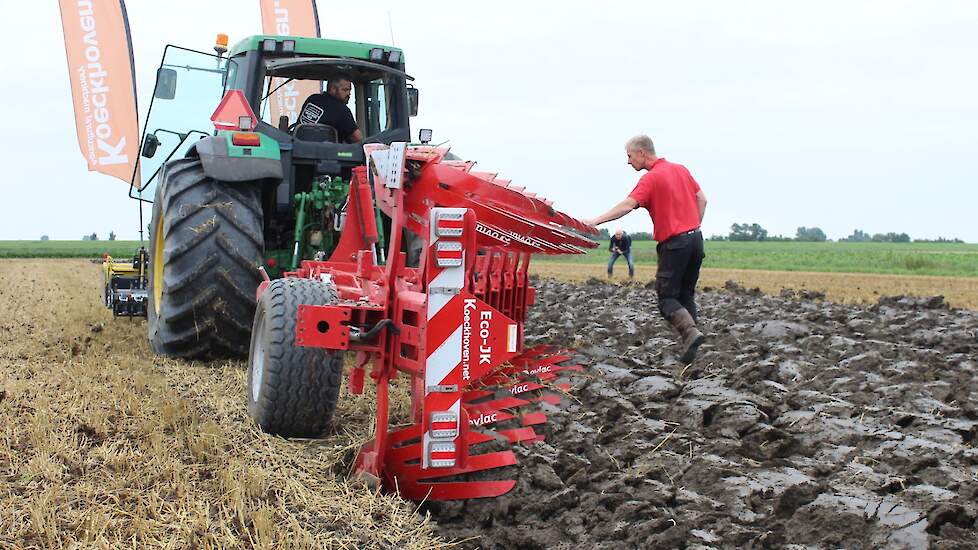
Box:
[296,304,353,349]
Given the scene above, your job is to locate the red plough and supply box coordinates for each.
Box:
[264,143,597,500]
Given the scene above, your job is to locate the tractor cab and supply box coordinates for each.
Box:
[133,35,414,198]
[133,35,417,275]
[226,35,415,160]
[252,49,416,141]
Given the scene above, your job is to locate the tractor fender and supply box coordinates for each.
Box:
[193,135,283,182]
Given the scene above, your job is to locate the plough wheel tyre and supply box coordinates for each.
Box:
[147,158,264,359]
[247,278,344,438]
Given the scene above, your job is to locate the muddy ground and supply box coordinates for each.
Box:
[428,278,978,549]
[4,260,977,548]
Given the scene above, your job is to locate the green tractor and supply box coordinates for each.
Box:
[133,35,418,359]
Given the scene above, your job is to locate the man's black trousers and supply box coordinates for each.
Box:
[655,230,705,321]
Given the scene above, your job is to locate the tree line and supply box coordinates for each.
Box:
[703,224,960,243]
[604,224,961,243]
[73,231,117,241]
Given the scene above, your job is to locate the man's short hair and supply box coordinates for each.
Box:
[327,74,353,92]
[626,135,655,154]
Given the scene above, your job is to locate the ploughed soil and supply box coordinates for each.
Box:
[428,278,978,549]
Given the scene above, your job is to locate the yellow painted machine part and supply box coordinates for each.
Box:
[153,216,164,315]
[103,261,141,277]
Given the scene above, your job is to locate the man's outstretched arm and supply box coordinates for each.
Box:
[583,197,639,228]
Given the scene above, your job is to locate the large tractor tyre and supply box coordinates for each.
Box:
[247,278,345,438]
[148,158,264,359]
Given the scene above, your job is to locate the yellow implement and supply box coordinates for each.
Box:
[102,247,149,317]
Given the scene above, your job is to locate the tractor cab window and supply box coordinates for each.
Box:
[362,78,393,136]
[258,70,398,142]
[258,76,324,130]
[133,46,236,200]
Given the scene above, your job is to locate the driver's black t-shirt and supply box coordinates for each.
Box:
[297,93,358,141]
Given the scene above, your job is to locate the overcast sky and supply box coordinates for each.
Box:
[3,1,977,241]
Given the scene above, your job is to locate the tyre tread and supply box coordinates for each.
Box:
[148,158,264,359]
[248,278,344,437]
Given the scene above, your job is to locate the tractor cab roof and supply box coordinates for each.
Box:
[264,57,413,84]
[229,34,404,63]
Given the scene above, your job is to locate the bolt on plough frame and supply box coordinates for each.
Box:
[260,142,598,500]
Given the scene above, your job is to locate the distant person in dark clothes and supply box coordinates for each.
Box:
[608,228,634,278]
[583,135,708,364]
[297,75,363,142]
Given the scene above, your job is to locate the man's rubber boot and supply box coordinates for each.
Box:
[669,308,705,364]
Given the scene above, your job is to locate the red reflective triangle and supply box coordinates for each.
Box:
[210,89,257,130]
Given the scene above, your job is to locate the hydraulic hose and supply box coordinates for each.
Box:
[349,318,400,343]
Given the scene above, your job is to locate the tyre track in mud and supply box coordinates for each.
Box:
[429,277,978,549]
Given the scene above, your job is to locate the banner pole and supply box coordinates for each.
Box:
[138,199,144,244]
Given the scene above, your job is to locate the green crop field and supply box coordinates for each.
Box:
[536,240,978,278]
[0,240,144,259]
[2,240,976,278]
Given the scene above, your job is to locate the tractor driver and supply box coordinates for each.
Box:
[297,75,364,143]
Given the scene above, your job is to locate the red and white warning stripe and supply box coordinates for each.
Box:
[423,207,468,468]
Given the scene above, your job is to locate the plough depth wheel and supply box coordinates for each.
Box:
[248,278,345,438]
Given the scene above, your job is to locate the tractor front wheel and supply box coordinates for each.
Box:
[148,158,264,359]
[247,278,345,438]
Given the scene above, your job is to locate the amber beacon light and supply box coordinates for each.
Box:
[215,33,229,56]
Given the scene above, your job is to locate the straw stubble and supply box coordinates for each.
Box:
[0,259,445,549]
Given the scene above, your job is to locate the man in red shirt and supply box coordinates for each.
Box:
[583,135,709,363]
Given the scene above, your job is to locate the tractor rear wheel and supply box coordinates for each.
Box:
[247,278,345,438]
[148,158,264,359]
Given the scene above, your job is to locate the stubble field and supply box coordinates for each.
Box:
[0,260,441,548]
[532,264,978,310]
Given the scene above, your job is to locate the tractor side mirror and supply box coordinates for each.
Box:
[141,134,161,158]
[154,68,178,100]
[407,87,419,117]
